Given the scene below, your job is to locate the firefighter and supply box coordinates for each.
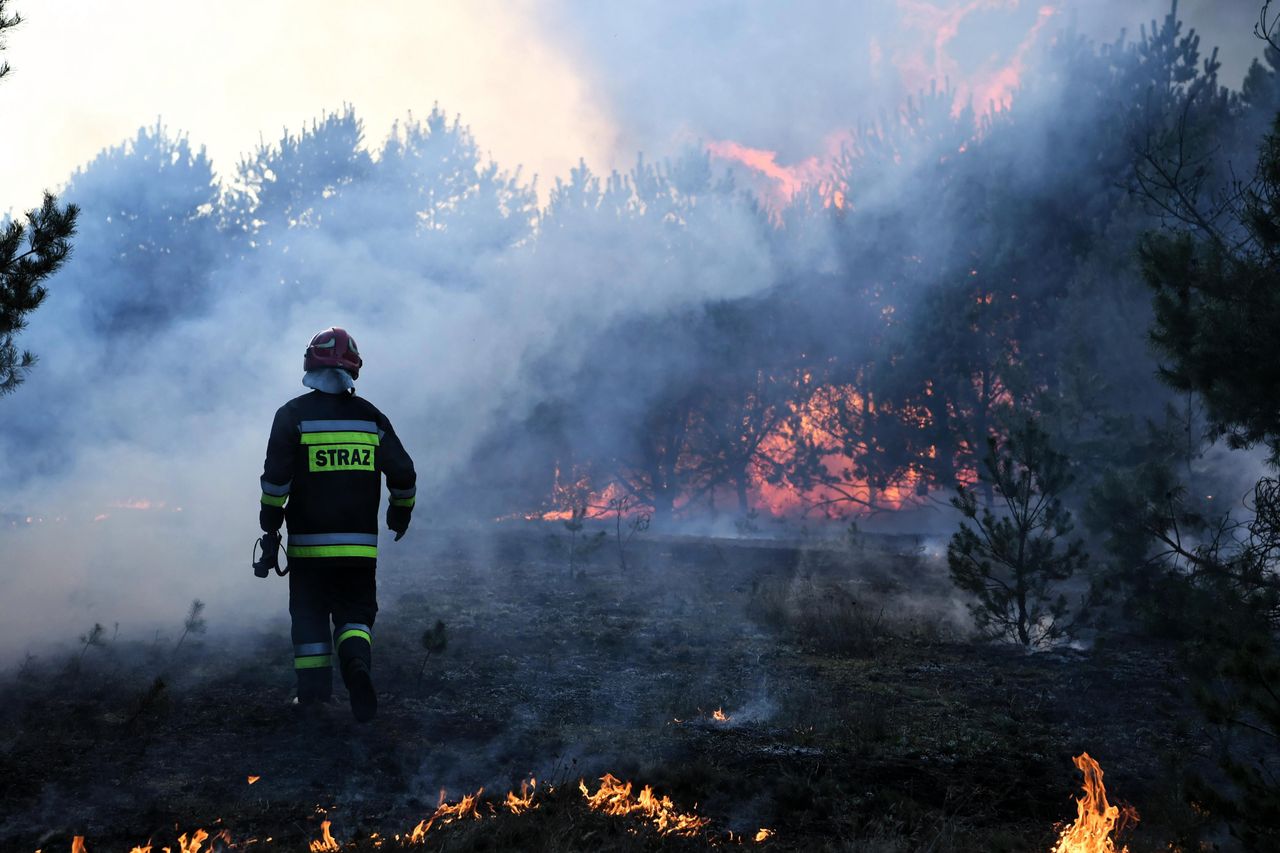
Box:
[258,327,416,722]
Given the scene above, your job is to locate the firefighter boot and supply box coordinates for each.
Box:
[344,657,377,723]
[335,623,376,722]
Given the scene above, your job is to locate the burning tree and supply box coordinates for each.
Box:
[948,418,1088,646]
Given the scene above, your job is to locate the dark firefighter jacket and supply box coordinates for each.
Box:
[259,390,416,567]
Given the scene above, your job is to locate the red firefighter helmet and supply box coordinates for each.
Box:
[303,327,363,379]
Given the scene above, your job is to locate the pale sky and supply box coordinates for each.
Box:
[0,0,620,210]
[0,1,1267,214]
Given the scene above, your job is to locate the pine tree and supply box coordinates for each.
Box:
[947,418,1089,646]
[0,2,78,396]
[1132,8,1280,840]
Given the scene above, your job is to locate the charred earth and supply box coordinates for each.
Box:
[1,529,1206,851]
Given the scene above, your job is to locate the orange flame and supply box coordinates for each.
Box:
[579,773,711,837]
[712,707,729,722]
[706,133,850,214]
[755,827,775,842]
[79,774,739,849]
[894,1,1057,116]
[1052,753,1137,853]
[505,778,538,815]
[247,775,260,785]
[408,787,487,842]
[309,820,339,852]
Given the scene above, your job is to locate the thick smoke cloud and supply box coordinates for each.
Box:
[1,1,1275,662]
[542,0,1266,169]
[0,110,774,659]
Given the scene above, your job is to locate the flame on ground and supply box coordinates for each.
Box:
[505,778,538,815]
[407,787,486,842]
[309,820,339,852]
[579,773,712,837]
[712,707,729,722]
[57,755,1139,850]
[1051,753,1138,853]
[77,774,773,850]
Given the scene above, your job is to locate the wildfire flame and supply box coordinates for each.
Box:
[58,756,1144,850]
[703,2,1059,220]
[579,773,711,837]
[712,707,729,722]
[505,778,538,815]
[309,820,339,852]
[1051,753,1137,853]
[408,787,486,842]
[81,774,756,849]
[247,775,260,785]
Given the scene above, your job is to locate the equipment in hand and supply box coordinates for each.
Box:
[252,531,286,578]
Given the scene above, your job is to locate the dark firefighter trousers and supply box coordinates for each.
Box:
[289,563,377,701]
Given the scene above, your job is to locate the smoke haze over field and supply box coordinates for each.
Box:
[1,1,1276,659]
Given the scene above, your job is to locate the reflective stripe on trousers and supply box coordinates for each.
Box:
[335,623,372,648]
[286,532,378,560]
[294,641,333,669]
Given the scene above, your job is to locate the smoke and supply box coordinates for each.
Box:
[0,108,776,658]
[0,1,1273,660]
[541,0,1266,171]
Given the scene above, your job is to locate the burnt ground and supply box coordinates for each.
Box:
[0,528,1228,852]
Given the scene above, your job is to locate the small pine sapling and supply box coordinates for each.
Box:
[173,599,207,652]
[609,494,650,574]
[79,623,105,660]
[418,620,448,685]
[948,419,1089,646]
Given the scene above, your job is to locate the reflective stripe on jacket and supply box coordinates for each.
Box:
[260,390,416,566]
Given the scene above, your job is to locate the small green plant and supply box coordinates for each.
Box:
[845,520,865,555]
[608,494,650,574]
[79,623,106,660]
[564,505,586,577]
[125,676,169,726]
[418,620,448,685]
[173,599,206,652]
[948,419,1088,647]
[550,505,606,578]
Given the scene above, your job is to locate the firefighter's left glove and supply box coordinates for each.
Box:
[387,504,411,542]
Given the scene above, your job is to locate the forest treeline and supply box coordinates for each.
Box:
[11,9,1278,533]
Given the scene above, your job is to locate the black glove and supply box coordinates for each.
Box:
[260,505,284,534]
[387,504,411,542]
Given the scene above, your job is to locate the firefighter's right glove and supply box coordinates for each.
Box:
[387,504,411,542]
[260,504,285,534]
